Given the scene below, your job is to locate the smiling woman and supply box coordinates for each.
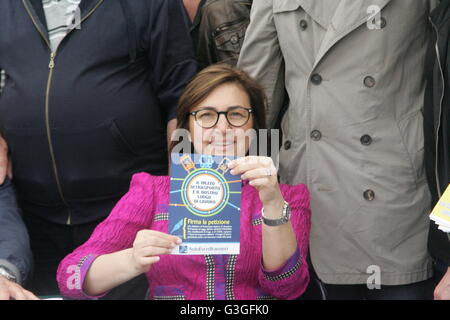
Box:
[56,64,311,300]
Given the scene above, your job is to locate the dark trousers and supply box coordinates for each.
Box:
[298,253,326,300]
[23,213,148,299]
[321,278,435,300]
[301,252,435,300]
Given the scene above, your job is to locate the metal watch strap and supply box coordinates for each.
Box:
[262,201,291,226]
[0,266,17,283]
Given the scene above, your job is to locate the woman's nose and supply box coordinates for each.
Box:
[215,113,231,132]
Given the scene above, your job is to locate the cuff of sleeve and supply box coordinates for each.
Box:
[76,254,108,299]
[261,247,302,281]
[0,259,22,285]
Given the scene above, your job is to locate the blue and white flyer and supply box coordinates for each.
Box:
[169,153,241,255]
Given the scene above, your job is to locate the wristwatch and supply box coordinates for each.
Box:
[0,266,17,283]
[261,201,291,226]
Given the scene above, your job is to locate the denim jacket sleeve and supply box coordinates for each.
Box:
[0,179,32,285]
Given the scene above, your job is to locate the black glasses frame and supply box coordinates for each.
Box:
[190,106,253,129]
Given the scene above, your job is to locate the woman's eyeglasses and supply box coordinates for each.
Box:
[190,106,253,129]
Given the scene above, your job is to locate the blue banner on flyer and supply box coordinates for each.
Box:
[169,153,241,255]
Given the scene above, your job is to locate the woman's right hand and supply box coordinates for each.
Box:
[131,230,182,274]
[83,230,181,297]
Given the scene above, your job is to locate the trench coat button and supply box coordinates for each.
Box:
[299,19,308,30]
[364,190,375,201]
[364,76,376,88]
[311,130,322,141]
[311,74,322,85]
[284,140,292,150]
[360,135,373,146]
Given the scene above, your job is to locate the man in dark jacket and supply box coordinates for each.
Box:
[0,180,38,300]
[424,0,450,300]
[0,0,197,297]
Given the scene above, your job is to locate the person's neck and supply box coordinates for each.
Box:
[183,0,201,23]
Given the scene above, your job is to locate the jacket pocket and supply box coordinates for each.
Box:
[108,119,165,158]
[213,17,250,65]
[49,120,149,200]
[2,126,62,205]
[109,120,141,156]
[397,111,426,185]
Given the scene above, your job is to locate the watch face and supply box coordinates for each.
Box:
[262,202,291,226]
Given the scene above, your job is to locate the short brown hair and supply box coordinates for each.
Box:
[170,64,267,152]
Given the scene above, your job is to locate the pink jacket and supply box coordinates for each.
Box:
[57,173,311,300]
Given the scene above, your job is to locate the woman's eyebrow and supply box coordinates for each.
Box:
[195,105,246,111]
[195,106,217,111]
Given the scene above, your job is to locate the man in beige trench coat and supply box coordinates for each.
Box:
[238,0,438,299]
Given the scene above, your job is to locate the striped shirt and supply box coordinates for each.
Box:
[42,0,82,52]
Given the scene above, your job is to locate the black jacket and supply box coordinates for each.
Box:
[0,180,32,285]
[0,0,197,225]
[424,0,450,266]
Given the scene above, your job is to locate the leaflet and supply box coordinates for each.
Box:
[169,153,241,255]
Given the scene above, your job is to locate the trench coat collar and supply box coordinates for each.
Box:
[311,0,392,69]
[294,0,340,30]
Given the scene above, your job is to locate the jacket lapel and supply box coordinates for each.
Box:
[23,0,50,45]
[22,0,104,50]
[313,0,392,68]
[25,0,103,27]
[79,0,102,19]
[25,0,100,32]
[295,0,340,30]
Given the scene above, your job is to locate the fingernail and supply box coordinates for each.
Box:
[176,238,182,244]
[230,170,236,175]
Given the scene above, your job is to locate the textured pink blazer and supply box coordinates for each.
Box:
[57,173,311,300]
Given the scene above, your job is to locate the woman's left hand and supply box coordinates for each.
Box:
[228,156,284,206]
